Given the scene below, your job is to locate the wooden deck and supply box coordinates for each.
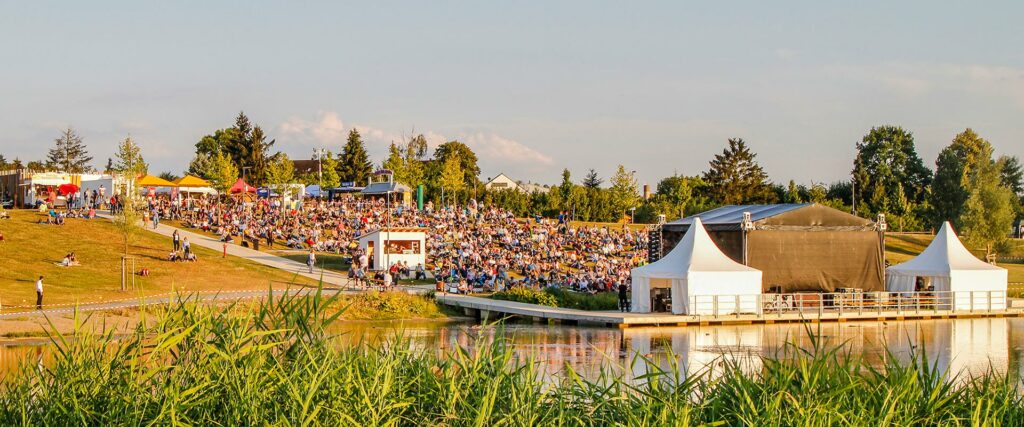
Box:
[435,294,1024,328]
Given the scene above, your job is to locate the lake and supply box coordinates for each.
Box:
[1,317,1019,381]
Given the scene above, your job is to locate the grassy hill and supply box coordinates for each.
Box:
[885,233,1024,283]
[0,210,316,310]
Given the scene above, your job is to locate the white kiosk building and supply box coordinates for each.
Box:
[357,227,426,271]
[886,221,1007,310]
[631,217,763,315]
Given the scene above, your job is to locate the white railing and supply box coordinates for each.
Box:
[678,290,1008,318]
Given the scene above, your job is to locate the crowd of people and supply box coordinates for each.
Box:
[144,194,648,294]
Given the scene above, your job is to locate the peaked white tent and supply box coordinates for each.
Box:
[886,222,1007,310]
[631,218,763,315]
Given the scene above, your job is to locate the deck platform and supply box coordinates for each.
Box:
[435,294,1024,328]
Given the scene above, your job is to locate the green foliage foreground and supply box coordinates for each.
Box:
[3,290,1024,426]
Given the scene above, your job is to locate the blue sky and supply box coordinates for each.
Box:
[2,1,1022,187]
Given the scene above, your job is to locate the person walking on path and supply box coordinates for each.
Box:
[151,207,160,229]
[307,250,316,274]
[35,276,44,310]
[172,230,180,252]
[618,282,629,312]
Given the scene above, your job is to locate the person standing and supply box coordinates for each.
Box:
[383,270,392,290]
[617,282,629,312]
[152,207,160,229]
[172,230,180,252]
[182,237,191,257]
[307,250,316,274]
[35,276,44,310]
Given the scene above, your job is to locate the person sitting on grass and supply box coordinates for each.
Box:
[168,251,180,262]
[185,252,197,262]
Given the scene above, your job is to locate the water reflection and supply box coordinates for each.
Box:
[0,318,1020,381]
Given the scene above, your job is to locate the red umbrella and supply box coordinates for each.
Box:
[58,183,80,196]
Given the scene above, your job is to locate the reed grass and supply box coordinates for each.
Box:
[1,287,1022,426]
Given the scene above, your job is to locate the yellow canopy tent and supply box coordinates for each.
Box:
[174,175,210,188]
[137,175,177,187]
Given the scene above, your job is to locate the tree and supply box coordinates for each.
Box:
[703,138,773,204]
[338,129,374,185]
[195,128,236,158]
[583,169,603,189]
[46,127,93,172]
[558,169,574,210]
[785,180,803,203]
[186,153,215,179]
[929,129,993,229]
[438,152,465,203]
[318,151,341,189]
[220,112,274,186]
[264,153,296,199]
[999,155,1023,197]
[609,165,639,219]
[961,155,1016,259]
[111,136,148,177]
[209,151,238,194]
[158,172,179,181]
[432,140,480,192]
[246,126,274,186]
[851,126,931,216]
[111,136,145,291]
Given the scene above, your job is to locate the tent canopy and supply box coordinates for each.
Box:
[631,217,762,315]
[886,222,1007,309]
[174,175,210,188]
[887,222,1003,277]
[137,175,177,187]
[229,178,256,194]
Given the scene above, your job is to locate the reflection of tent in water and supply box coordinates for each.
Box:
[886,221,1007,310]
[625,326,763,381]
[661,204,884,292]
[631,217,762,315]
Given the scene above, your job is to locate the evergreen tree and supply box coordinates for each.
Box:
[219,112,274,186]
[582,169,603,189]
[929,129,992,228]
[851,126,931,216]
[46,127,93,172]
[703,138,773,204]
[186,153,214,179]
[999,155,1023,197]
[104,158,114,174]
[609,165,639,219]
[111,136,148,177]
[0,155,6,168]
[338,129,374,185]
[785,180,803,203]
[246,126,274,186]
[558,169,573,210]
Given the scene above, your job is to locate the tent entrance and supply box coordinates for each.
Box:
[648,279,673,313]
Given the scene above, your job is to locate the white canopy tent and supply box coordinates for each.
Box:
[886,221,1007,310]
[631,217,763,315]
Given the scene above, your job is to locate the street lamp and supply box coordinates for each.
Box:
[630,207,636,224]
[312,148,327,197]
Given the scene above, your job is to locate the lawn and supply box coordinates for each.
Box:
[0,210,317,311]
[885,233,1024,283]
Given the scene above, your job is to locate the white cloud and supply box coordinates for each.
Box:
[274,112,555,174]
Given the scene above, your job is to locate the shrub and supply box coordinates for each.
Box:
[544,287,620,311]
[330,291,446,320]
[491,287,558,307]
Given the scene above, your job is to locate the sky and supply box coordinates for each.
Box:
[2,1,1023,188]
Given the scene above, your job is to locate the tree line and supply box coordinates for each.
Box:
[3,119,1022,255]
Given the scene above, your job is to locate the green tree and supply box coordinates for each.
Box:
[220,112,274,186]
[999,155,1023,197]
[703,138,773,204]
[111,136,145,290]
[195,128,236,158]
[929,129,992,229]
[432,140,480,192]
[338,129,374,185]
[46,127,93,173]
[582,169,603,189]
[111,136,148,177]
[785,180,803,203]
[246,126,274,187]
[318,151,341,189]
[264,153,296,199]
[852,126,931,216]
[186,153,215,179]
[961,155,1016,259]
[438,152,465,203]
[558,169,574,211]
[209,151,239,194]
[609,165,639,220]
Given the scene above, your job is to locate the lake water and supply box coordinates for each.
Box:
[2,317,1020,381]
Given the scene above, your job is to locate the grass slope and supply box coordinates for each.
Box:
[885,233,1024,283]
[0,210,315,310]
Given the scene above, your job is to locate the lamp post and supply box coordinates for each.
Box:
[630,207,636,224]
[312,148,326,197]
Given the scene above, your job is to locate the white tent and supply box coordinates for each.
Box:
[886,222,1007,310]
[631,217,763,315]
